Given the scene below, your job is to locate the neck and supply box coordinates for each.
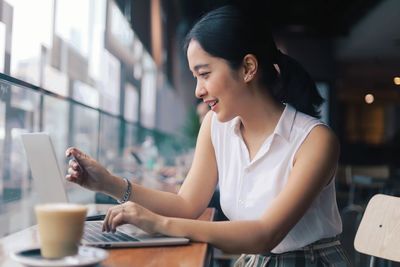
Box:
[238,91,285,138]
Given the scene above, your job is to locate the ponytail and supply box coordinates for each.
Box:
[270,51,323,118]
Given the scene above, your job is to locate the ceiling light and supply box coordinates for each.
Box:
[365,94,374,104]
[394,77,400,85]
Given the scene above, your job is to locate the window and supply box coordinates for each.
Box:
[124,83,139,122]
[71,104,99,158]
[43,95,69,164]
[98,113,120,165]
[140,52,157,129]
[8,0,53,85]
[0,22,5,73]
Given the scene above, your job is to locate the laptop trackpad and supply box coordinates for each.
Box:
[118,224,149,236]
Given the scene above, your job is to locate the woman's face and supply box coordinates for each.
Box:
[187,40,247,122]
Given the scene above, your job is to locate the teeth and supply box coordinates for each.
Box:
[208,100,218,107]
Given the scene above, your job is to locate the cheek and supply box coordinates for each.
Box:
[210,75,237,96]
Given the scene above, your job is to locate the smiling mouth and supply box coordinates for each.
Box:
[207,100,219,108]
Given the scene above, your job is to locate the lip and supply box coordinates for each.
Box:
[204,99,219,111]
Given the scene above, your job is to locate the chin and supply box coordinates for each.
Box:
[215,112,235,123]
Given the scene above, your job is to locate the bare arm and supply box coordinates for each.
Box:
[134,125,340,253]
[74,111,218,219]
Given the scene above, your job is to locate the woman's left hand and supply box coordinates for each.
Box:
[102,202,166,234]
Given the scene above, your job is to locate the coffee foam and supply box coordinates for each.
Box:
[35,203,87,212]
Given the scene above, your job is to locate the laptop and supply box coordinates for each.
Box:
[20,132,104,218]
[21,132,190,248]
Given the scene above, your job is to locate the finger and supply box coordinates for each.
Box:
[68,159,79,169]
[66,147,89,164]
[66,174,73,182]
[74,150,89,162]
[103,207,118,232]
[67,167,82,179]
[66,174,80,184]
[105,205,126,232]
[66,166,80,178]
[111,213,125,233]
[71,161,81,172]
[65,147,81,157]
[67,167,76,175]
[102,209,111,232]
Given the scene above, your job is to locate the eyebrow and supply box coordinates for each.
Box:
[193,64,209,72]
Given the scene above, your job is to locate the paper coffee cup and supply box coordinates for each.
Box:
[35,203,87,259]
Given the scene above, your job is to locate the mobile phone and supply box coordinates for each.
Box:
[85,213,106,221]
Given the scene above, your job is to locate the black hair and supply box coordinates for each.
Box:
[184,5,323,118]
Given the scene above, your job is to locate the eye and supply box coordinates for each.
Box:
[199,72,210,79]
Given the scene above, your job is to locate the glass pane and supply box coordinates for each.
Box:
[43,95,69,165]
[88,0,107,80]
[140,52,157,129]
[121,122,142,177]
[72,81,99,108]
[7,84,40,194]
[124,83,139,122]
[55,0,90,57]
[125,122,139,149]
[0,82,40,236]
[71,104,99,158]
[0,82,7,201]
[0,22,5,73]
[98,113,119,165]
[98,51,120,115]
[8,0,53,85]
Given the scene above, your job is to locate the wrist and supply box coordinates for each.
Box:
[117,178,132,204]
[103,175,127,199]
[158,216,171,235]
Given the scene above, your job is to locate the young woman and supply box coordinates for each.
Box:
[66,5,350,266]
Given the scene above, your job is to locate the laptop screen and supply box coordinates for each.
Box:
[21,133,69,203]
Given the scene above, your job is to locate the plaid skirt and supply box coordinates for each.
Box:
[234,236,351,267]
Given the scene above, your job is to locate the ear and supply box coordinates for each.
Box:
[242,54,258,83]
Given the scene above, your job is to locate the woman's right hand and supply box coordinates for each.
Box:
[65,147,111,193]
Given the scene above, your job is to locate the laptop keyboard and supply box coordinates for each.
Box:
[83,221,139,243]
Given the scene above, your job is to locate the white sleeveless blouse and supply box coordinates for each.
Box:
[211,104,342,253]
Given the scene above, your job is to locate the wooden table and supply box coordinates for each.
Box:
[0,208,215,267]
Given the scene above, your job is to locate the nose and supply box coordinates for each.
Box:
[195,80,206,99]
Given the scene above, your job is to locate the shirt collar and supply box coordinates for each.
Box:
[275,104,296,141]
[231,104,296,142]
[231,117,242,136]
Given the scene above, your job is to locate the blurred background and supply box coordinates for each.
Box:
[0,0,399,266]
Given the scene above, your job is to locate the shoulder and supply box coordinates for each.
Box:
[309,125,339,148]
[198,111,213,137]
[293,110,321,130]
[202,110,214,125]
[295,124,340,166]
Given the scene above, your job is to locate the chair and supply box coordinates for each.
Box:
[354,194,400,267]
[341,165,390,218]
